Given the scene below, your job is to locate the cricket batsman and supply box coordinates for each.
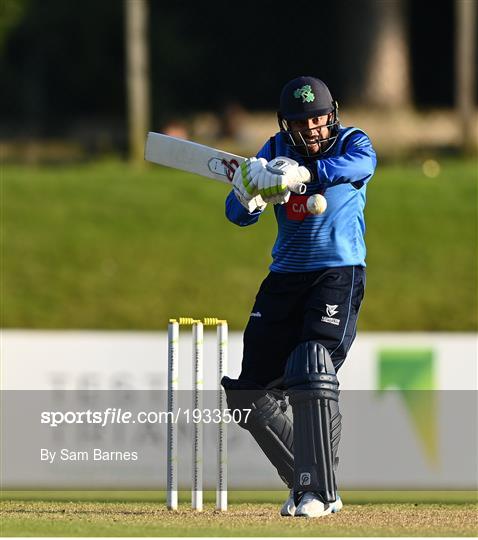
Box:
[221,76,377,517]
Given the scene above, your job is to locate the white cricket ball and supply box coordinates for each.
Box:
[306,194,327,215]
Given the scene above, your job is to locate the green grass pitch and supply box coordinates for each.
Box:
[1,491,477,537]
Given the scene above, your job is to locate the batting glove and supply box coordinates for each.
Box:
[257,157,311,205]
[232,157,267,211]
[256,168,290,205]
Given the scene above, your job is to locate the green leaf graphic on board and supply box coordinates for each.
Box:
[378,349,438,465]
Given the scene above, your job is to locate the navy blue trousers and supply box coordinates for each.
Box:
[239,266,366,387]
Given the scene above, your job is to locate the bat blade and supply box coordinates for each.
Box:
[144,132,244,184]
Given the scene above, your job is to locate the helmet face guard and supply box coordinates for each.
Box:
[278,102,340,156]
[277,76,340,156]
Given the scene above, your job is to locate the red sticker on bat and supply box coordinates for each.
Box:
[223,159,239,181]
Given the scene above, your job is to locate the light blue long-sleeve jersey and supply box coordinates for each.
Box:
[225,127,377,272]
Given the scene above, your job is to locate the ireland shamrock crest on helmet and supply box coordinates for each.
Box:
[293,85,315,103]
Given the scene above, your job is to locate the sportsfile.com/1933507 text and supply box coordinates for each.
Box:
[40,408,251,427]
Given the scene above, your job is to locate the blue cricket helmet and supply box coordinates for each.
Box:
[279,76,335,120]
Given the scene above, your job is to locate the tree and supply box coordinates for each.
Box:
[364,0,412,108]
[124,0,151,164]
[455,0,476,154]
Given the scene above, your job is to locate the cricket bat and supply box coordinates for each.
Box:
[145,132,243,184]
[144,132,309,194]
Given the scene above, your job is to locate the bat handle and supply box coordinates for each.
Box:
[289,182,307,195]
[288,165,311,195]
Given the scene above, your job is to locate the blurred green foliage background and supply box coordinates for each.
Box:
[4,159,476,331]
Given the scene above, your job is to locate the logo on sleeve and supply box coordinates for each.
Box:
[322,304,340,326]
